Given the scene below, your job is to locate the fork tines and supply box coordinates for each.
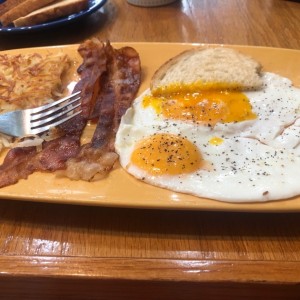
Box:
[30,91,82,133]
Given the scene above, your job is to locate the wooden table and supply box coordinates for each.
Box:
[0,0,300,299]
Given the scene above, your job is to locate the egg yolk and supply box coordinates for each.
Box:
[209,136,224,146]
[131,133,202,175]
[143,86,256,125]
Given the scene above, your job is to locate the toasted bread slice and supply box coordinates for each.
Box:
[0,0,25,17]
[151,47,263,95]
[13,0,89,27]
[0,0,55,26]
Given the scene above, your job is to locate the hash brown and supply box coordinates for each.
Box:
[0,52,71,113]
[0,51,71,150]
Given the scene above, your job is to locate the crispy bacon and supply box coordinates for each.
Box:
[0,39,110,188]
[0,39,141,187]
[62,44,141,181]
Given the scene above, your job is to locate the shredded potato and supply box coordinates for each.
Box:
[0,52,70,112]
[0,52,71,150]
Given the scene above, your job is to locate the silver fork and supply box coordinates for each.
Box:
[0,91,82,137]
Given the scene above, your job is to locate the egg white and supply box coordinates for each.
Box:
[115,72,300,202]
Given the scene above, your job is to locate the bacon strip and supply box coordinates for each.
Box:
[63,45,141,181]
[0,39,109,188]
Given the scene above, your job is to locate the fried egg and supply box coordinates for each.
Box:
[115,72,300,202]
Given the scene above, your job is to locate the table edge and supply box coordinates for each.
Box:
[0,256,299,283]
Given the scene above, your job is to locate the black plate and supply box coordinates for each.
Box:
[0,0,107,34]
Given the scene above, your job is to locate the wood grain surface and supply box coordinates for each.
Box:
[0,0,300,299]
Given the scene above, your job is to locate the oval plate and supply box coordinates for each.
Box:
[0,0,107,34]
